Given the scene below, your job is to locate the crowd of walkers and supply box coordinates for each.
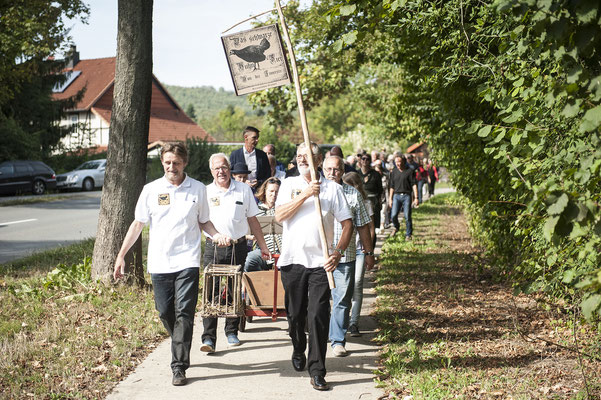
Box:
[113,125,440,391]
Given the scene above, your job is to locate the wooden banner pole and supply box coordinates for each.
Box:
[274,0,335,289]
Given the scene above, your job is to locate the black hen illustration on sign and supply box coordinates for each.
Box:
[229,38,271,71]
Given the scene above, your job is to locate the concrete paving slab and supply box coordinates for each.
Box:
[107,270,383,400]
[106,187,453,399]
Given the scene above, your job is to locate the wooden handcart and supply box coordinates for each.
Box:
[239,215,286,332]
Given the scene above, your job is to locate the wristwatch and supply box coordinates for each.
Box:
[363,251,374,256]
[333,248,344,256]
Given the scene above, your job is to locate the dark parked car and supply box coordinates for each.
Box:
[0,160,57,195]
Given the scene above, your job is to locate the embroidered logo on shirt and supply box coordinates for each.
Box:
[292,189,302,199]
[158,193,170,205]
[210,196,220,207]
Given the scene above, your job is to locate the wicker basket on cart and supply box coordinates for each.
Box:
[200,264,244,317]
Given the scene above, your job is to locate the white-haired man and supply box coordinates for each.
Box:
[200,153,270,353]
[275,142,353,391]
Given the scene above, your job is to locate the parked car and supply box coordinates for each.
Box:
[0,160,57,195]
[56,159,106,191]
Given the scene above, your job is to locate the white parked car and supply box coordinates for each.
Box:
[56,159,106,191]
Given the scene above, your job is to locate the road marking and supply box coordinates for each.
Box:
[0,218,38,226]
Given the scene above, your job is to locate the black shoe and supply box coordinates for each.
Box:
[291,352,306,371]
[310,375,329,391]
[348,324,361,337]
[172,369,187,386]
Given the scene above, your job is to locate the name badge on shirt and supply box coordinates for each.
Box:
[292,189,302,199]
[210,196,220,207]
[158,193,170,205]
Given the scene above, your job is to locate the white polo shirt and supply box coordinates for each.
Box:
[134,175,210,274]
[275,175,352,268]
[206,179,259,240]
[243,147,258,181]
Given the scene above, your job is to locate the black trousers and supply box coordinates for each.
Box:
[280,263,331,377]
[201,239,247,343]
[151,267,199,371]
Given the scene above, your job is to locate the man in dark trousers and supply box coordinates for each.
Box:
[358,153,383,244]
[229,126,271,189]
[275,142,353,391]
[113,142,231,386]
[388,155,419,239]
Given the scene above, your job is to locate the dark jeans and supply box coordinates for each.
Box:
[428,181,436,196]
[151,267,199,371]
[280,264,331,377]
[391,193,413,237]
[201,239,247,344]
[367,196,381,245]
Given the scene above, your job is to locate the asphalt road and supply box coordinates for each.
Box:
[0,191,101,264]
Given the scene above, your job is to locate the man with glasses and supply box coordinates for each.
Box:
[275,142,353,391]
[323,156,374,357]
[200,153,270,353]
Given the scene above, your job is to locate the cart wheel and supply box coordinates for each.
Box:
[239,316,246,332]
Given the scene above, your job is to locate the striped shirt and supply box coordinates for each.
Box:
[254,202,282,254]
[333,182,371,262]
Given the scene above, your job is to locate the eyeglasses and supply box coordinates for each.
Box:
[212,166,229,171]
[266,177,281,184]
[361,157,370,161]
[324,167,342,173]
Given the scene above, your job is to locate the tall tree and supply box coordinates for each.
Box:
[0,1,89,161]
[92,0,153,284]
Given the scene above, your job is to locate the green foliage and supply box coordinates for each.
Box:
[43,257,92,291]
[164,85,255,121]
[185,138,216,184]
[275,0,601,319]
[0,1,89,107]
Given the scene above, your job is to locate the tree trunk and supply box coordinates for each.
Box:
[92,0,153,284]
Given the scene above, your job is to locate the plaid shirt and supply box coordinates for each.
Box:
[333,183,371,263]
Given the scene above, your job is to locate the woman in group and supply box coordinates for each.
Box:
[342,172,375,336]
[244,177,282,272]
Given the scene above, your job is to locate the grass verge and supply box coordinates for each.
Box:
[373,192,601,399]
[0,237,166,399]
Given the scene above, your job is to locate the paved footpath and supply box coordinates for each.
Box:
[106,190,455,399]
[107,235,389,400]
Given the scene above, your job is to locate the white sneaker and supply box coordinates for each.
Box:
[332,345,348,357]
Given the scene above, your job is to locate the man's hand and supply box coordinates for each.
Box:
[113,256,125,280]
[365,254,375,271]
[413,198,419,207]
[302,180,321,199]
[323,251,342,272]
[213,233,232,247]
[260,246,271,260]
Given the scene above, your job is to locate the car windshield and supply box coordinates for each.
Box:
[76,160,103,170]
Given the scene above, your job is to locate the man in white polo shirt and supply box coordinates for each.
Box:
[113,142,230,387]
[200,153,270,353]
[275,142,353,391]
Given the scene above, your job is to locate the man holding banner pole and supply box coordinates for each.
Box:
[275,142,353,391]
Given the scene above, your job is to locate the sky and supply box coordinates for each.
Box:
[66,0,311,90]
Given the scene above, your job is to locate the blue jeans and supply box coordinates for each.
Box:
[417,180,425,204]
[329,260,355,347]
[391,193,413,237]
[243,249,271,272]
[350,252,365,327]
[151,267,199,371]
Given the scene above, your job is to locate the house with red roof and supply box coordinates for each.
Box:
[52,48,214,152]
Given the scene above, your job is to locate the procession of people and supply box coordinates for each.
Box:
[113,129,440,390]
